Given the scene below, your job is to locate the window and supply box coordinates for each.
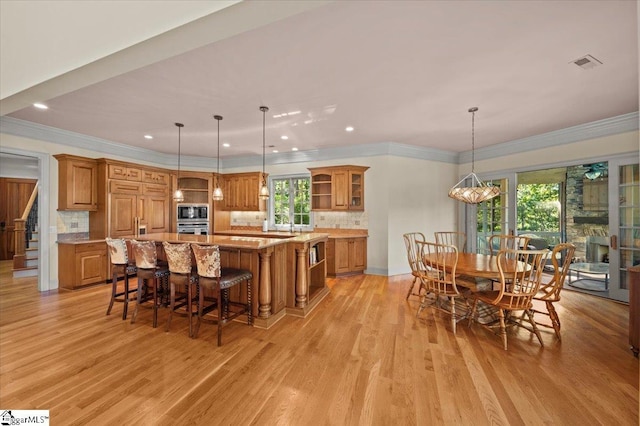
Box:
[476,178,508,254]
[270,175,312,230]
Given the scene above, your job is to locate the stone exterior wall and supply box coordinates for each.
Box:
[565,165,609,262]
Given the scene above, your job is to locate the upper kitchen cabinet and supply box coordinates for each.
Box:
[54,154,98,211]
[173,171,213,205]
[221,172,266,211]
[308,165,369,211]
[91,159,171,238]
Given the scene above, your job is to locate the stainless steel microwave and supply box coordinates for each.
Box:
[176,204,209,222]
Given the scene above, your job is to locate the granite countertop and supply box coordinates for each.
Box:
[217,229,367,239]
[136,232,330,250]
[57,233,106,244]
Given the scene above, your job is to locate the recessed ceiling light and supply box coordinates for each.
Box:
[33,103,48,110]
[292,147,298,151]
[281,135,289,140]
[272,149,279,153]
[223,143,230,148]
[345,126,354,132]
[144,135,153,140]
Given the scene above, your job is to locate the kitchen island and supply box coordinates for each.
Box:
[136,232,329,328]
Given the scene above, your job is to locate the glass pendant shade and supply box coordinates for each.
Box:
[212,115,224,201]
[259,106,270,200]
[173,122,185,202]
[259,177,269,200]
[173,189,185,202]
[212,186,223,201]
[448,107,500,204]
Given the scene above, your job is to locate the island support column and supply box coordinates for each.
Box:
[295,247,308,308]
[258,250,272,318]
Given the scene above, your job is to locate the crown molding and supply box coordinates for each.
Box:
[460,111,639,164]
[2,111,636,169]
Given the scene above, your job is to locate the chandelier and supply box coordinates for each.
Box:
[448,107,500,204]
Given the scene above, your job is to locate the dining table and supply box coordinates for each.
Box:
[422,252,531,290]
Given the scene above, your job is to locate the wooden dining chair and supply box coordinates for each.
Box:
[468,248,547,350]
[403,232,427,300]
[162,241,198,337]
[130,240,169,328]
[191,244,253,346]
[105,237,138,320]
[434,231,467,253]
[416,241,468,334]
[488,234,531,257]
[529,242,576,340]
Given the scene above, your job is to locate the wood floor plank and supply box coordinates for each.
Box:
[0,261,637,425]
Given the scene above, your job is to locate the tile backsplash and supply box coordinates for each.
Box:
[57,211,90,234]
[230,211,368,229]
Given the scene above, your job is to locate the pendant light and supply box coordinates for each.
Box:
[212,114,224,201]
[259,105,270,200]
[448,107,500,204]
[173,122,185,202]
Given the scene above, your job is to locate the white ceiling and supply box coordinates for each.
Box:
[3,1,638,160]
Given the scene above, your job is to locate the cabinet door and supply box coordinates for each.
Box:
[332,170,349,210]
[77,250,107,286]
[143,196,170,233]
[351,237,367,270]
[334,239,351,274]
[349,170,365,210]
[56,157,97,211]
[143,169,169,185]
[110,193,137,237]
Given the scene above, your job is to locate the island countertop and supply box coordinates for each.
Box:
[135,232,329,249]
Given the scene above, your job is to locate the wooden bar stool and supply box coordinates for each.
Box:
[191,243,253,346]
[130,240,170,328]
[105,238,138,320]
[162,241,198,337]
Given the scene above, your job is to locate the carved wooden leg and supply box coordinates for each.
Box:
[258,251,272,319]
[106,268,117,315]
[247,279,253,326]
[217,285,223,346]
[296,247,308,308]
[547,301,561,340]
[498,309,508,350]
[406,276,417,300]
[121,273,130,320]
[193,280,204,339]
[152,277,158,328]
[527,309,544,347]
[165,279,175,332]
[131,277,143,324]
[468,298,479,328]
[450,296,457,335]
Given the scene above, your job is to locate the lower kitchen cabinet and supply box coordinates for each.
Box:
[58,241,107,289]
[327,236,367,277]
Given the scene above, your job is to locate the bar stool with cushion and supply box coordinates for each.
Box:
[162,241,198,337]
[105,237,138,320]
[191,243,253,346]
[130,240,170,328]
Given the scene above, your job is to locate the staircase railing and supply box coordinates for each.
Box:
[13,184,38,270]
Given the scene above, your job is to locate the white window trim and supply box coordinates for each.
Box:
[269,173,314,232]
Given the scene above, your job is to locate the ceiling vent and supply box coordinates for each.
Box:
[571,54,603,70]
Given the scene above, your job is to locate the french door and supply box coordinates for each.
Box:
[608,157,639,302]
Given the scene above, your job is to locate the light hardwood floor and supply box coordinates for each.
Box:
[0,260,637,425]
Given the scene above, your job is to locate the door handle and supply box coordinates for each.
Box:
[610,235,617,250]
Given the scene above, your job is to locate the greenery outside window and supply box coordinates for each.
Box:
[270,175,312,231]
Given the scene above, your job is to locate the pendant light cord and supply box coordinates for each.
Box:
[469,107,477,174]
[262,108,266,180]
[175,122,183,182]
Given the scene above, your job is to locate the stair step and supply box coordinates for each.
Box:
[13,266,38,278]
[26,258,38,267]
